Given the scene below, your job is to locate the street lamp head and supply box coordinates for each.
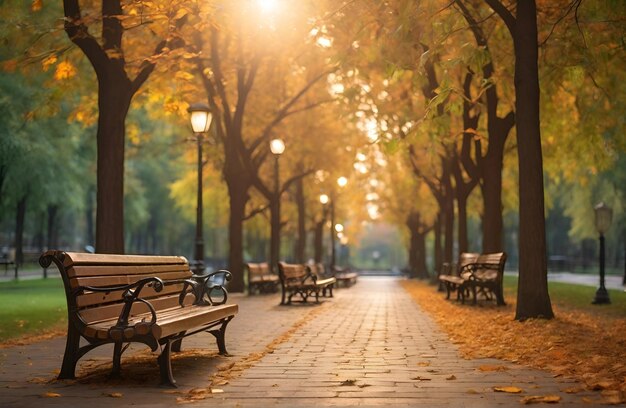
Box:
[319,194,329,205]
[337,176,348,188]
[270,138,285,155]
[187,102,212,133]
[594,202,613,235]
[335,223,344,233]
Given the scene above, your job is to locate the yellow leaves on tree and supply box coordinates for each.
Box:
[31,0,42,12]
[54,61,77,80]
[42,55,57,71]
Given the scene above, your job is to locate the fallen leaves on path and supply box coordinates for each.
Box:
[401,280,626,405]
[494,386,523,393]
[520,395,561,404]
[0,328,66,349]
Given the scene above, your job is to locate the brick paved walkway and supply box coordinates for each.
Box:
[0,277,605,407]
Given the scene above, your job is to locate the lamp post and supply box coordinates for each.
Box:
[316,194,329,263]
[330,176,348,271]
[592,202,612,305]
[187,103,212,274]
[269,138,285,272]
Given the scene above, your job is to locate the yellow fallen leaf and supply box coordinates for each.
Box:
[211,389,224,394]
[417,361,431,367]
[494,386,523,394]
[107,392,123,398]
[479,365,508,372]
[588,380,614,390]
[520,395,561,404]
[42,392,61,398]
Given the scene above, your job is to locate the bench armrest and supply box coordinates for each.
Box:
[73,277,165,329]
[190,269,232,306]
[459,262,502,281]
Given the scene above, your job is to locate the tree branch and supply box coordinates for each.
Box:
[63,0,108,75]
[483,0,516,34]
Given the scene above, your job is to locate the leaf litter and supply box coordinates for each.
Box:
[401,280,626,405]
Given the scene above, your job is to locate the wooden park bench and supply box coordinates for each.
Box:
[278,262,335,305]
[245,262,279,294]
[39,250,238,387]
[439,252,507,306]
[1,250,15,275]
[333,266,358,287]
[438,252,479,299]
[307,263,335,297]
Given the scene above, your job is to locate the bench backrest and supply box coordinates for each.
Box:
[457,252,479,272]
[307,263,326,279]
[461,252,507,280]
[246,262,270,281]
[40,250,193,326]
[278,262,311,287]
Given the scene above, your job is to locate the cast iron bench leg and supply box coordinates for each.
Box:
[158,340,176,388]
[209,317,232,355]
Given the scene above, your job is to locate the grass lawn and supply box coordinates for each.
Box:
[503,275,626,318]
[0,278,66,343]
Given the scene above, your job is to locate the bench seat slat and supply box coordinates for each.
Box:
[84,304,239,340]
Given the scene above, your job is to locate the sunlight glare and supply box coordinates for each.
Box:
[316,36,333,48]
[257,0,280,14]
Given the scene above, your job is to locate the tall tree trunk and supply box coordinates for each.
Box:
[269,194,280,273]
[226,180,248,293]
[313,220,324,263]
[14,196,26,267]
[415,229,429,279]
[294,177,306,263]
[47,205,59,250]
[148,214,158,254]
[85,186,94,247]
[512,0,553,319]
[407,212,430,279]
[442,162,454,264]
[457,0,513,255]
[95,81,131,253]
[456,191,469,254]
[481,146,505,253]
[434,213,443,275]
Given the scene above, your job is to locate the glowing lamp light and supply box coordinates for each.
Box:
[270,138,285,155]
[187,103,212,133]
[335,223,344,233]
[337,176,348,188]
[319,194,329,205]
